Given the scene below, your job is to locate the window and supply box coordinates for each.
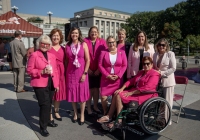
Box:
[101,28,103,33]
[0,5,2,10]
[105,12,107,16]
[84,21,87,26]
[87,12,89,15]
[106,21,109,26]
[101,35,104,38]
[99,12,102,15]
[58,26,63,29]
[110,14,112,17]
[123,16,125,19]
[112,29,114,33]
[95,20,99,25]
[80,22,82,27]
[112,22,114,27]
[115,14,117,17]
[44,25,50,28]
[116,23,119,27]
[101,21,104,26]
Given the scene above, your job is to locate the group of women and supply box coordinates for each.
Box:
[26,26,176,137]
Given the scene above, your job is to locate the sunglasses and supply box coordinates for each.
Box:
[158,43,166,47]
[108,41,115,44]
[143,62,151,66]
[41,42,50,47]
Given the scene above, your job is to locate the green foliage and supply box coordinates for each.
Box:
[122,0,200,55]
[27,17,44,23]
[161,21,182,42]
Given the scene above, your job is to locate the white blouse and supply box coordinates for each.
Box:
[109,53,117,74]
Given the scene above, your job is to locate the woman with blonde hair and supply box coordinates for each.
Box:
[84,26,107,115]
[98,36,127,115]
[127,30,155,79]
[117,28,131,82]
[153,38,176,125]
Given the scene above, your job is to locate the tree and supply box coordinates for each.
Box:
[27,17,44,23]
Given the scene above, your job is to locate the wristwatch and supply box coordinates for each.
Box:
[84,72,88,75]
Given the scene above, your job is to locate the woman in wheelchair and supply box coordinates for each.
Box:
[97,56,160,129]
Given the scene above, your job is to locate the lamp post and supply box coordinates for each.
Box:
[47,11,53,24]
[187,38,190,62]
[11,6,18,14]
[75,15,81,27]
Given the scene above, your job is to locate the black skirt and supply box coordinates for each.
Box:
[89,74,101,89]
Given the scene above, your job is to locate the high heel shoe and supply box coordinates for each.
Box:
[54,112,62,121]
[71,117,77,123]
[47,120,58,127]
[79,121,85,125]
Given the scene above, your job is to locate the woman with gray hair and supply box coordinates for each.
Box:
[153,38,176,125]
[27,35,59,137]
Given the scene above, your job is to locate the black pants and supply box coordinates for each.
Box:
[33,77,55,130]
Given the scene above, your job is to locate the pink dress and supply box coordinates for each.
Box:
[65,43,90,102]
[119,69,160,105]
[49,46,66,101]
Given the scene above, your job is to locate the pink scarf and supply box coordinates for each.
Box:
[71,43,81,68]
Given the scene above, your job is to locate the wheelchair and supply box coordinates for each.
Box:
[102,76,171,140]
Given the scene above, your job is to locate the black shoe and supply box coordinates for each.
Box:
[55,112,62,121]
[79,121,85,125]
[40,129,49,137]
[47,120,58,127]
[71,118,77,123]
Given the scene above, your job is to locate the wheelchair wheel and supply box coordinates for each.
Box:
[139,97,171,134]
[122,129,126,140]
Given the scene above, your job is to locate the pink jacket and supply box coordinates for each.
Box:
[98,49,127,79]
[124,69,160,105]
[127,44,155,78]
[26,50,59,88]
[84,37,107,71]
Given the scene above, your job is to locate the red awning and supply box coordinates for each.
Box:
[0,11,43,37]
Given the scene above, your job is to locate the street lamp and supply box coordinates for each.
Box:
[187,38,190,62]
[11,6,18,14]
[47,11,53,24]
[75,15,81,27]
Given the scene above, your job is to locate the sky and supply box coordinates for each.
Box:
[11,0,186,18]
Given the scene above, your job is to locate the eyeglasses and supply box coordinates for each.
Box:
[143,62,151,66]
[158,43,166,47]
[108,41,115,44]
[40,42,50,47]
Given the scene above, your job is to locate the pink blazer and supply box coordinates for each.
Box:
[26,50,59,88]
[98,49,127,79]
[153,51,176,87]
[84,37,107,71]
[124,69,160,105]
[127,44,155,78]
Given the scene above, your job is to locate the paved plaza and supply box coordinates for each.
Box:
[0,61,200,140]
